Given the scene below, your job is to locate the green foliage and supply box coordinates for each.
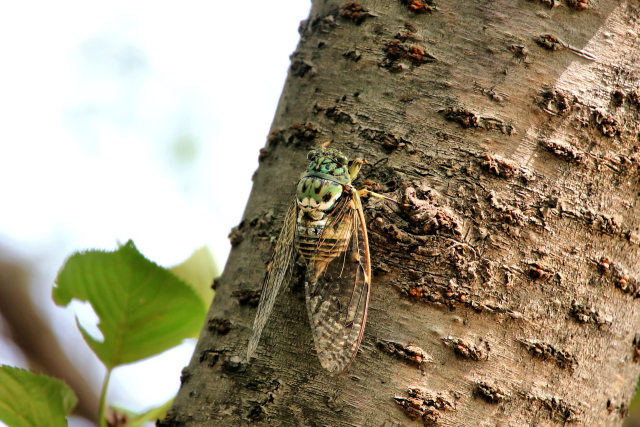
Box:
[0,365,78,427]
[112,398,174,427]
[170,246,218,305]
[0,240,214,426]
[53,240,207,369]
[629,376,640,418]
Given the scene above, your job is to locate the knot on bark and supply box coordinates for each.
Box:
[401,185,463,237]
[394,386,453,424]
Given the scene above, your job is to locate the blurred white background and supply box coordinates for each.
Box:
[0,1,310,425]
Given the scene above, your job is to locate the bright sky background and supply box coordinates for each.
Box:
[0,1,311,425]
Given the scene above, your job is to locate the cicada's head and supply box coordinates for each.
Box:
[296,147,365,215]
[304,147,364,184]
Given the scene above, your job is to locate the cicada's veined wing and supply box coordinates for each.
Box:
[305,190,371,373]
[247,202,298,361]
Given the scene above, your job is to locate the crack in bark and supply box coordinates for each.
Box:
[398,0,437,13]
[474,381,511,403]
[394,386,453,425]
[339,2,376,25]
[520,392,581,423]
[228,210,276,247]
[596,256,640,298]
[377,339,433,367]
[538,138,585,163]
[233,290,262,307]
[381,36,436,72]
[441,336,489,361]
[440,106,515,135]
[208,317,232,335]
[569,300,611,328]
[262,122,319,161]
[481,154,534,181]
[360,128,411,152]
[519,339,578,371]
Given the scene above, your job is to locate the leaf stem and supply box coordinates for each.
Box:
[99,367,112,427]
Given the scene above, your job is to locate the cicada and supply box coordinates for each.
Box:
[247,143,396,373]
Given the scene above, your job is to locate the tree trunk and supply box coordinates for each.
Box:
[165,0,640,425]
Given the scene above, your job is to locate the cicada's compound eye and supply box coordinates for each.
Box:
[307,150,317,161]
[336,154,348,165]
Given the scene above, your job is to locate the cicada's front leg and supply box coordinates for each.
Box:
[357,188,400,205]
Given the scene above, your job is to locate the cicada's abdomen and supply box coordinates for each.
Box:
[295,176,351,280]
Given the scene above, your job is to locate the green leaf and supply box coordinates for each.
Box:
[111,397,174,427]
[53,240,207,369]
[0,365,78,427]
[170,246,218,306]
[629,375,640,416]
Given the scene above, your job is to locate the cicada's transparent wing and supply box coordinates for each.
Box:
[247,202,298,361]
[305,191,371,373]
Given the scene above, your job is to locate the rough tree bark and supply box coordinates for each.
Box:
[164,0,640,425]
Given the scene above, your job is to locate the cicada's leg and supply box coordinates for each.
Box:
[357,188,400,205]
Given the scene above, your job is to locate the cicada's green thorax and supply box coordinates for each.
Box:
[305,148,352,184]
